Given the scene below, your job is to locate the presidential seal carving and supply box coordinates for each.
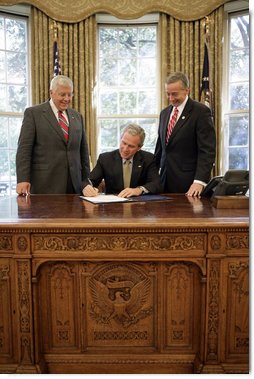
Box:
[89,263,153,328]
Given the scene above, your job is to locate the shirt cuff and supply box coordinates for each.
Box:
[139,186,149,194]
[194,179,207,187]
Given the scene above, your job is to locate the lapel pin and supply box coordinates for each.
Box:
[182,116,185,119]
[138,165,142,168]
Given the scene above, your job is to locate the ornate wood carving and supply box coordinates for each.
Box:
[209,232,248,256]
[89,263,152,327]
[86,262,154,347]
[0,263,11,356]
[33,234,205,252]
[226,260,249,355]
[207,260,220,361]
[17,261,33,365]
[226,234,249,250]
[210,235,222,251]
[17,237,28,252]
[38,262,79,350]
[164,262,202,351]
[0,235,13,251]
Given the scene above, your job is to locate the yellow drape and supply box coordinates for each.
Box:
[1,0,230,22]
[31,8,97,164]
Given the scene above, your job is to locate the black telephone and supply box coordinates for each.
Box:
[201,170,249,198]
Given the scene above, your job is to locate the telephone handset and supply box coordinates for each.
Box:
[201,170,249,198]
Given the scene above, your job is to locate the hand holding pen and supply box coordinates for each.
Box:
[82,179,99,197]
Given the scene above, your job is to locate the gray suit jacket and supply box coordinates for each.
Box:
[90,149,163,194]
[16,101,90,194]
[155,97,216,193]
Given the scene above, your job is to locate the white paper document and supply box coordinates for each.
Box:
[80,194,129,204]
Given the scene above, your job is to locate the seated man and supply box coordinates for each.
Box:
[83,123,163,198]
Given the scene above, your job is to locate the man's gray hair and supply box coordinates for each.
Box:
[121,123,146,147]
[165,72,189,89]
[50,75,73,91]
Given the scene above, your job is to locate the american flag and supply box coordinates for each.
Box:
[200,43,212,107]
[53,41,61,76]
[199,18,213,117]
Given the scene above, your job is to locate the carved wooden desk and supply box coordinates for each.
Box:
[0,194,249,374]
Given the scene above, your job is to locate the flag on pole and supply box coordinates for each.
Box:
[200,43,210,103]
[199,17,213,116]
[53,40,61,76]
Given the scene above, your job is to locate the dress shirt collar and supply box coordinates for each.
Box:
[175,95,189,116]
[49,98,69,123]
[123,158,133,164]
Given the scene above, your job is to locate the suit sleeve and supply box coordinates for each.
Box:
[16,107,36,183]
[154,111,163,168]
[195,104,216,183]
[80,114,91,186]
[141,156,163,194]
[88,154,105,187]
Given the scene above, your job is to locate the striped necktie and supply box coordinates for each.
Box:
[166,107,178,143]
[58,111,69,141]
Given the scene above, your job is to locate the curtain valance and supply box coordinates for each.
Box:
[1,0,230,21]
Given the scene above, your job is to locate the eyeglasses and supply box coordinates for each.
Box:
[57,92,73,98]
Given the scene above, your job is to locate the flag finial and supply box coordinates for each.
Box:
[52,20,59,41]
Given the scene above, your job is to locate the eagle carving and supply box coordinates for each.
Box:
[89,275,152,328]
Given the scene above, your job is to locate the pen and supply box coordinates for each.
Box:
[88,178,93,187]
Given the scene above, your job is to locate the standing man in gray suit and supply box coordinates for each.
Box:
[154,72,216,197]
[16,75,90,195]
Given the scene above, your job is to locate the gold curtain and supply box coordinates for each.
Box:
[31,7,97,164]
[1,0,230,22]
[160,6,223,174]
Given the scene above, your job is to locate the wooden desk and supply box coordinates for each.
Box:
[0,194,249,374]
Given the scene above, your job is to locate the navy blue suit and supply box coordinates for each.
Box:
[154,97,216,193]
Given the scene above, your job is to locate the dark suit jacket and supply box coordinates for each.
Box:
[16,101,90,194]
[89,149,163,194]
[154,97,216,193]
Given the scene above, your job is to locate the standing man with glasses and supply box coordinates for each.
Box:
[16,75,90,195]
[154,72,216,197]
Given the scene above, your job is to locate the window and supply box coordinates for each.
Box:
[96,14,160,155]
[0,7,30,196]
[222,4,249,172]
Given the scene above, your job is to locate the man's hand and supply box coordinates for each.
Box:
[118,187,143,198]
[185,183,204,198]
[16,182,31,196]
[82,184,99,197]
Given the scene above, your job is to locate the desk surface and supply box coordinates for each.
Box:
[0,194,248,229]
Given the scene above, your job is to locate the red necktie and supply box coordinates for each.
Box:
[166,107,178,143]
[58,111,69,141]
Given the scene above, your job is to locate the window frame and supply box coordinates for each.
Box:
[96,13,161,156]
[221,1,249,173]
[0,5,31,196]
